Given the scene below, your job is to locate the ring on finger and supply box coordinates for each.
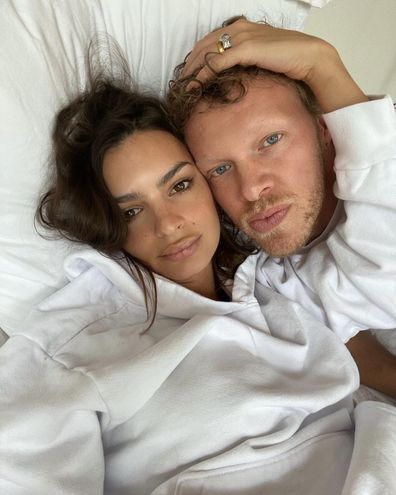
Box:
[216,41,225,54]
[216,33,232,54]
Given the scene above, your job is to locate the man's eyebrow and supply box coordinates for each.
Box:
[114,161,192,203]
[156,161,191,188]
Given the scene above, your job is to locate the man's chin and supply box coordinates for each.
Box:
[238,214,315,257]
[261,245,300,257]
[252,232,309,258]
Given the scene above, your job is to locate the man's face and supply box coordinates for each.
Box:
[185,80,336,257]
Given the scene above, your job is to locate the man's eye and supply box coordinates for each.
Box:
[262,133,283,147]
[171,178,192,194]
[211,163,231,177]
[124,207,142,222]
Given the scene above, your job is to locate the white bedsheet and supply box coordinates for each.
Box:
[0,0,313,334]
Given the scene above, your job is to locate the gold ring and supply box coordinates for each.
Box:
[216,40,225,54]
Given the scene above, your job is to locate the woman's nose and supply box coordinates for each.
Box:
[154,206,184,237]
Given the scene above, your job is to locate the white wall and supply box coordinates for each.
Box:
[304,0,396,99]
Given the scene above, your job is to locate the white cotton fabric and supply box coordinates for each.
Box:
[298,0,332,7]
[256,95,396,343]
[341,401,396,494]
[0,245,360,494]
[2,99,396,493]
[0,0,313,334]
[1,245,396,494]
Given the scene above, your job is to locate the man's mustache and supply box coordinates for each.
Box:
[243,194,297,218]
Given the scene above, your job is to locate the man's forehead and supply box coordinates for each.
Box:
[190,79,301,123]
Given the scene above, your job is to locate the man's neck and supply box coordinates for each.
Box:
[311,147,338,241]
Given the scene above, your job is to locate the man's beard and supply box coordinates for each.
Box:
[238,150,327,257]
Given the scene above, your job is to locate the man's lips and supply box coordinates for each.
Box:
[160,235,201,261]
[247,204,291,233]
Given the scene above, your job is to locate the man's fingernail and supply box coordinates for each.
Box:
[186,81,199,92]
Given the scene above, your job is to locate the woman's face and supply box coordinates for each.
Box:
[103,130,220,292]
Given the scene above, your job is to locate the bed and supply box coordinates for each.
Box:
[1,1,396,493]
[0,0,316,336]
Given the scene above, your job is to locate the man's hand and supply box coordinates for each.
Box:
[182,18,368,113]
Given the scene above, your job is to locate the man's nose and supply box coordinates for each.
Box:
[237,160,274,202]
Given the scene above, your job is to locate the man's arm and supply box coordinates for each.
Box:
[181,17,368,111]
[347,332,396,400]
[182,18,396,400]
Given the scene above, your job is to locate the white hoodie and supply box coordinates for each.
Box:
[256,95,396,342]
[0,246,360,494]
[1,98,396,495]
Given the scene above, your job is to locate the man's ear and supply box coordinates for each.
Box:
[317,115,336,177]
[317,116,332,146]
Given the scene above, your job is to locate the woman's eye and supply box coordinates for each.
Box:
[262,133,283,148]
[124,207,142,222]
[171,179,192,194]
[211,163,231,177]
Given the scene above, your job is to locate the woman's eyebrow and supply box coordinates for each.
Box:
[115,161,192,203]
[115,191,143,203]
[156,161,191,187]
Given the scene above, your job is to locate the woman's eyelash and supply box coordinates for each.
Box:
[124,207,142,222]
[171,177,193,194]
[122,178,194,222]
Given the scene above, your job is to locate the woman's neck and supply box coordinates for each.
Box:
[180,264,219,300]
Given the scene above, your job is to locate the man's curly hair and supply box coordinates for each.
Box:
[167,15,321,132]
[167,63,321,132]
[166,17,322,260]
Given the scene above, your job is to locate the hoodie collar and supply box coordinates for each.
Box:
[63,248,260,321]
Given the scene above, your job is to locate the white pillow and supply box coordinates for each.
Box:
[0,0,315,333]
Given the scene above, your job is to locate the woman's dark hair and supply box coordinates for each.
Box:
[37,47,256,327]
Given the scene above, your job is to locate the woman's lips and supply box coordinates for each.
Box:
[161,236,201,261]
[247,205,290,233]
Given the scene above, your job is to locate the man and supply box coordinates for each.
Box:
[168,18,396,398]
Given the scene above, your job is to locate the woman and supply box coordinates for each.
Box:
[0,27,395,495]
[38,73,254,312]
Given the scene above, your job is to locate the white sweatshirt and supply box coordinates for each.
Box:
[1,99,396,495]
[0,246,362,494]
[256,96,396,342]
